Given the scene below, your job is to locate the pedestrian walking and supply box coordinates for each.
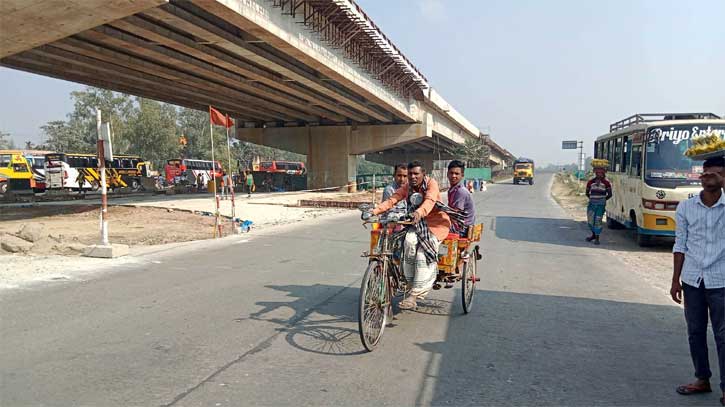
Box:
[197,172,205,193]
[585,162,612,245]
[246,171,254,198]
[671,156,725,404]
[222,171,232,200]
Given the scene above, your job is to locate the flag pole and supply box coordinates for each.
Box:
[225,114,236,222]
[209,107,221,238]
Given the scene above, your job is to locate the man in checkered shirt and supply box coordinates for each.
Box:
[671,156,725,403]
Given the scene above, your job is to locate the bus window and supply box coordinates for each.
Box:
[630,145,642,177]
[0,154,11,167]
[622,136,631,173]
[614,138,622,172]
[122,159,131,168]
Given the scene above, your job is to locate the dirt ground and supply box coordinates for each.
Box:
[550,173,588,220]
[0,205,231,253]
[550,173,674,294]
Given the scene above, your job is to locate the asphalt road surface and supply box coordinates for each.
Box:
[1,174,717,406]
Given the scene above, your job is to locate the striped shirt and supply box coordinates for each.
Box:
[673,191,725,288]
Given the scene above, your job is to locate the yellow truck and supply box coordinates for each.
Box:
[513,158,535,185]
[0,150,35,194]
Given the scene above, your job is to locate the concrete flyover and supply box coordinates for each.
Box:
[1,0,485,189]
[482,134,516,171]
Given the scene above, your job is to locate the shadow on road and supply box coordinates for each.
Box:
[414,290,712,407]
[495,216,672,254]
[235,284,366,356]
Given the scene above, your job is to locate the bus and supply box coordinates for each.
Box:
[258,160,305,175]
[0,150,35,194]
[164,158,222,186]
[45,153,149,191]
[513,157,535,185]
[23,150,54,192]
[594,113,725,246]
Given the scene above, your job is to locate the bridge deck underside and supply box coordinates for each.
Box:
[0,1,412,126]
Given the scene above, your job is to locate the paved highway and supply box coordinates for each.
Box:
[0,174,711,406]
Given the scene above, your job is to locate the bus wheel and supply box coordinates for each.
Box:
[0,183,6,194]
[529,179,533,185]
[606,215,623,229]
[131,179,140,191]
[631,215,651,247]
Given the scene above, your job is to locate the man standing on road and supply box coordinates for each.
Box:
[366,161,451,310]
[245,170,254,198]
[585,166,613,245]
[671,156,725,404]
[447,160,476,236]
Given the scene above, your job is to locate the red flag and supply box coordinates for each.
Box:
[225,114,234,129]
[209,106,231,127]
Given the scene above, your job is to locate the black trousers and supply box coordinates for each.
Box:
[684,281,725,391]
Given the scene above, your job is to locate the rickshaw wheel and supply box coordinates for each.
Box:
[462,256,476,314]
[359,260,389,352]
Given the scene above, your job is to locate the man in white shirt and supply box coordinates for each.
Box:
[671,156,725,402]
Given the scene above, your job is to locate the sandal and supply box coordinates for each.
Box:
[399,295,417,310]
[676,382,712,395]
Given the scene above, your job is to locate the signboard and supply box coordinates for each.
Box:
[101,122,113,161]
[562,141,579,150]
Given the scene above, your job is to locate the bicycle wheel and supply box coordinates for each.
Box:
[461,256,476,314]
[358,260,389,352]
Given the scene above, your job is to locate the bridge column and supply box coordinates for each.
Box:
[306,127,358,190]
[236,123,434,190]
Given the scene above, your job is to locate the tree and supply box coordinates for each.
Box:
[125,98,180,169]
[41,120,89,152]
[40,87,133,153]
[0,131,15,149]
[455,136,491,168]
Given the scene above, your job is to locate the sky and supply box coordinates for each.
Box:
[1,0,724,165]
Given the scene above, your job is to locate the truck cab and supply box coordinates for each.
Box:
[513,158,535,185]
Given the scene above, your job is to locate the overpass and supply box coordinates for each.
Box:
[1,0,482,188]
[482,134,516,171]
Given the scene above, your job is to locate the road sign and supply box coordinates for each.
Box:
[562,141,578,150]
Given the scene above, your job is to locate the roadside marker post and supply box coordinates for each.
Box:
[84,108,128,258]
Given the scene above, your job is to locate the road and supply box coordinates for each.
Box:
[0,174,713,406]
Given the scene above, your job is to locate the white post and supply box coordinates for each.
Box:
[96,109,109,246]
[209,115,221,238]
[372,173,376,204]
[225,122,236,219]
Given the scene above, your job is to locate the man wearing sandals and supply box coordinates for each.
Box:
[367,161,451,310]
[671,156,725,404]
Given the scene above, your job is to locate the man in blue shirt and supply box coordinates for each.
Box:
[382,164,408,216]
[671,156,725,402]
[447,160,476,236]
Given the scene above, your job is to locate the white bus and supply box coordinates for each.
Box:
[45,153,148,191]
[594,113,725,246]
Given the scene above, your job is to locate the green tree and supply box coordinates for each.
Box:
[455,136,491,168]
[125,98,180,169]
[357,158,391,174]
[0,131,15,149]
[41,120,89,152]
[40,87,133,153]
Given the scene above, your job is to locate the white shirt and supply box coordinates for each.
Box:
[673,191,725,288]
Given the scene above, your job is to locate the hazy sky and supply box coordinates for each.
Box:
[1,0,723,165]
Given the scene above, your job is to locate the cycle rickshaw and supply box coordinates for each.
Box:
[358,196,482,352]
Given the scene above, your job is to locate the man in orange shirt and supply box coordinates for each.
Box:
[367,161,451,310]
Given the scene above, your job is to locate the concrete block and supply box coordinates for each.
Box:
[83,244,129,259]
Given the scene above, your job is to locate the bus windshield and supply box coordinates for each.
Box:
[644,124,725,187]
